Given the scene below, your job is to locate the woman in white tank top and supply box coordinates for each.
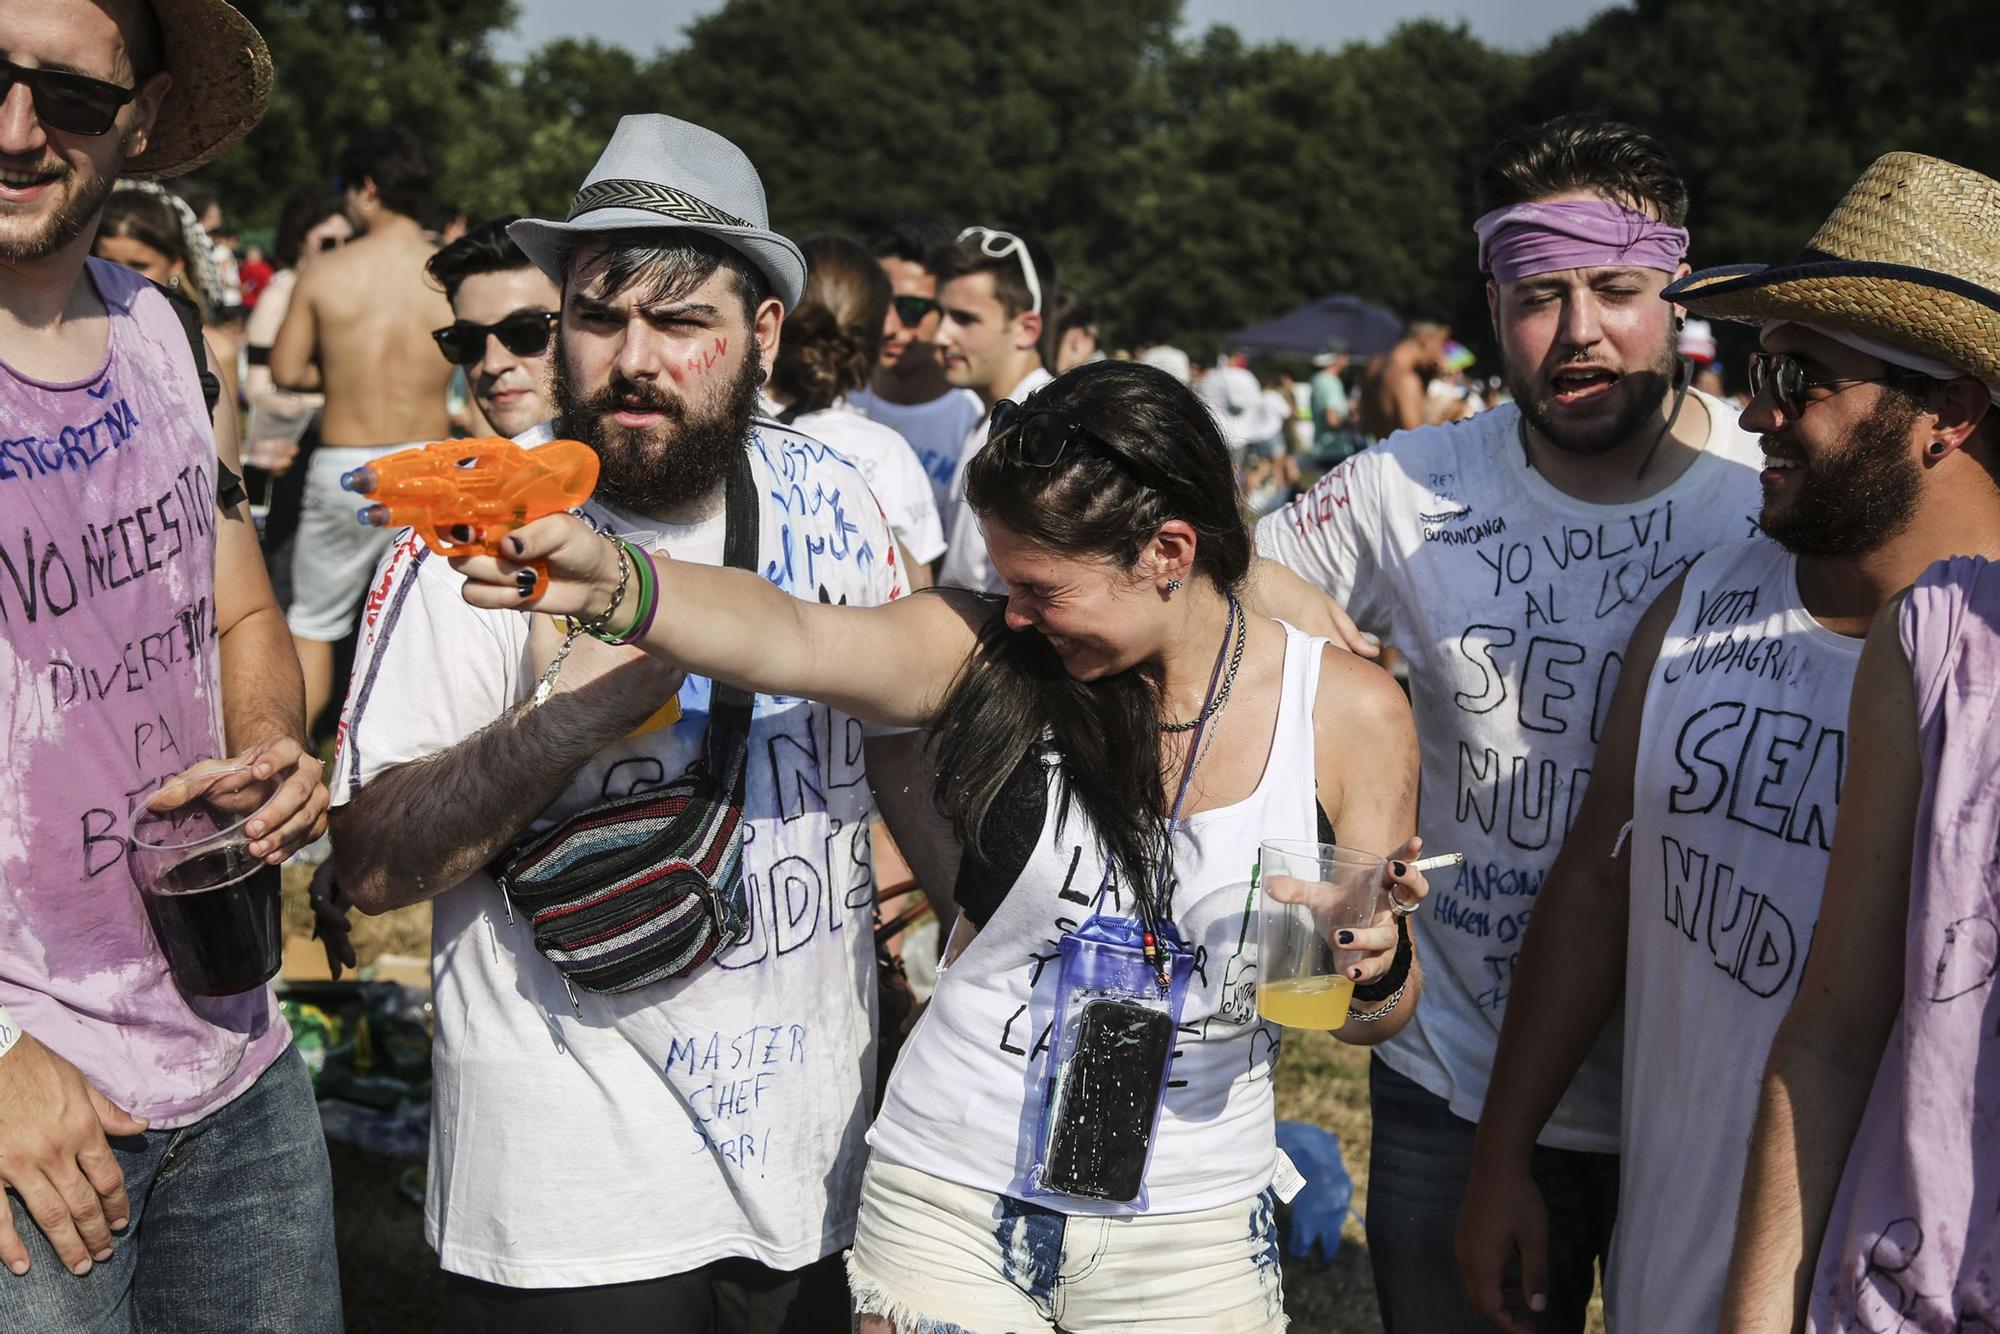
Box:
[451,360,1433,1332]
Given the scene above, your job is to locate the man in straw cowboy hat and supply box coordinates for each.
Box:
[0,0,339,1328]
[329,113,918,1329]
[1458,151,2000,1333]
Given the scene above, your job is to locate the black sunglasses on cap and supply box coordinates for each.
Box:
[0,58,142,137]
[890,295,939,327]
[431,311,558,366]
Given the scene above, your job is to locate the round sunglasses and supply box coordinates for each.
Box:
[1747,350,1928,419]
[431,311,558,366]
[1,58,142,137]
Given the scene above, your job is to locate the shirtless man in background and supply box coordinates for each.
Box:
[272,127,455,730]
[1357,317,1451,440]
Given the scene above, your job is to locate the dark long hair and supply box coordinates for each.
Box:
[930,359,1251,897]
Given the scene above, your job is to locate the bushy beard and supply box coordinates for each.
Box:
[1760,391,1924,557]
[0,155,119,262]
[1505,331,1679,457]
[552,332,765,516]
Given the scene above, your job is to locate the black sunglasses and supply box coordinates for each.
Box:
[990,399,1155,486]
[432,311,558,366]
[1747,351,1926,420]
[0,58,142,137]
[890,294,939,327]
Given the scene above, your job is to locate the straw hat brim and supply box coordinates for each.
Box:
[511,211,807,314]
[126,0,273,179]
[1665,257,2000,389]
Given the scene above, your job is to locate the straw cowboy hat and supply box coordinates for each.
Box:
[128,0,273,178]
[511,115,807,312]
[1664,153,2000,390]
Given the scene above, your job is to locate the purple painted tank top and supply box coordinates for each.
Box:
[1806,555,2000,1329]
[0,260,285,1128]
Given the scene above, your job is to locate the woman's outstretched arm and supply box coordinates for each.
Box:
[454,513,989,728]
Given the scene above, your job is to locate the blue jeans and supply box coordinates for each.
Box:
[0,1046,339,1333]
[1365,1056,1618,1334]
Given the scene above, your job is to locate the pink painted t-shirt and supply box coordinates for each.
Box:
[1807,555,2000,1329]
[0,260,285,1128]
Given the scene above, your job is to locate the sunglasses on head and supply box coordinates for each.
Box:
[958,227,1043,318]
[890,294,939,327]
[0,57,142,137]
[432,311,558,366]
[1747,350,1926,419]
[989,398,1152,487]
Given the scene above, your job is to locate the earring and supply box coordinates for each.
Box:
[1928,441,1948,457]
[1165,578,1183,595]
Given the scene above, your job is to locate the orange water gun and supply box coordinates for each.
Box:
[342,437,599,564]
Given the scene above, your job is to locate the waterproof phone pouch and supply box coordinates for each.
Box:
[1026,913,1194,1212]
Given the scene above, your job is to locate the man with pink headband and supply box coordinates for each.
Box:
[1460,152,2000,1332]
[1255,113,1765,1332]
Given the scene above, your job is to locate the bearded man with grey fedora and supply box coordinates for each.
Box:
[329,114,912,1331]
[1458,152,2000,1333]
[0,0,339,1328]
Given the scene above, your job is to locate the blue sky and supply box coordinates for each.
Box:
[497,0,1621,60]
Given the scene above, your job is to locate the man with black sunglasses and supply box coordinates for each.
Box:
[851,215,983,523]
[0,0,339,1329]
[427,216,561,439]
[271,124,456,735]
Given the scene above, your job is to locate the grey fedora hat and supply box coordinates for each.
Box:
[509,115,806,312]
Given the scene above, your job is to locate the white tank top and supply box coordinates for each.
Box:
[1610,537,1863,1331]
[869,624,1327,1214]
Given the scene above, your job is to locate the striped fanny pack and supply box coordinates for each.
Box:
[494,450,759,1002]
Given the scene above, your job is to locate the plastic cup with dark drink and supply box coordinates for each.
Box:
[127,766,285,998]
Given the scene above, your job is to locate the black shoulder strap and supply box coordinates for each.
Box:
[154,280,222,417]
[148,278,245,511]
[707,448,760,741]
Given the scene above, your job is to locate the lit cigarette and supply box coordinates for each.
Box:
[1406,853,1464,873]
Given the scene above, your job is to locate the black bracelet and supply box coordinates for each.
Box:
[1352,915,1412,1003]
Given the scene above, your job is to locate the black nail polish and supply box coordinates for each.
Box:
[1351,966,1364,979]
[1393,861,1407,877]
[510,535,527,556]
[1336,930,1354,945]
[516,569,538,597]
[450,524,476,543]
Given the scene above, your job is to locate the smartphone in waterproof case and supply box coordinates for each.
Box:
[1042,997,1176,1202]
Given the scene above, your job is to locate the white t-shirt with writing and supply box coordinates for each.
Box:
[1255,392,1763,1150]
[791,398,946,566]
[1611,537,1861,1330]
[850,385,984,516]
[939,366,1055,595]
[329,424,907,1288]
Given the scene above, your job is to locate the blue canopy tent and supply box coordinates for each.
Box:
[1224,295,1402,358]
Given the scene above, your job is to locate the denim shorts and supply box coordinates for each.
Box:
[847,1157,1286,1333]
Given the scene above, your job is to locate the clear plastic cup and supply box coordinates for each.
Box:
[1256,839,1388,1029]
[126,766,284,998]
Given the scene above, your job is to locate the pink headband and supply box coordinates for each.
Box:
[1475,199,1690,283]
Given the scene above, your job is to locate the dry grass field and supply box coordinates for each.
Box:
[292,876,1603,1331]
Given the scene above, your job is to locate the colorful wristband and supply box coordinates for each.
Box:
[611,541,658,645]
[626,546,662,644]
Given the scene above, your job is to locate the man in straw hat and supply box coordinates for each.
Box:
[329,113,915,1329]
[0,0,339,1328]
[1458,151,2000,1333]
[1256,113,1766,1333]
